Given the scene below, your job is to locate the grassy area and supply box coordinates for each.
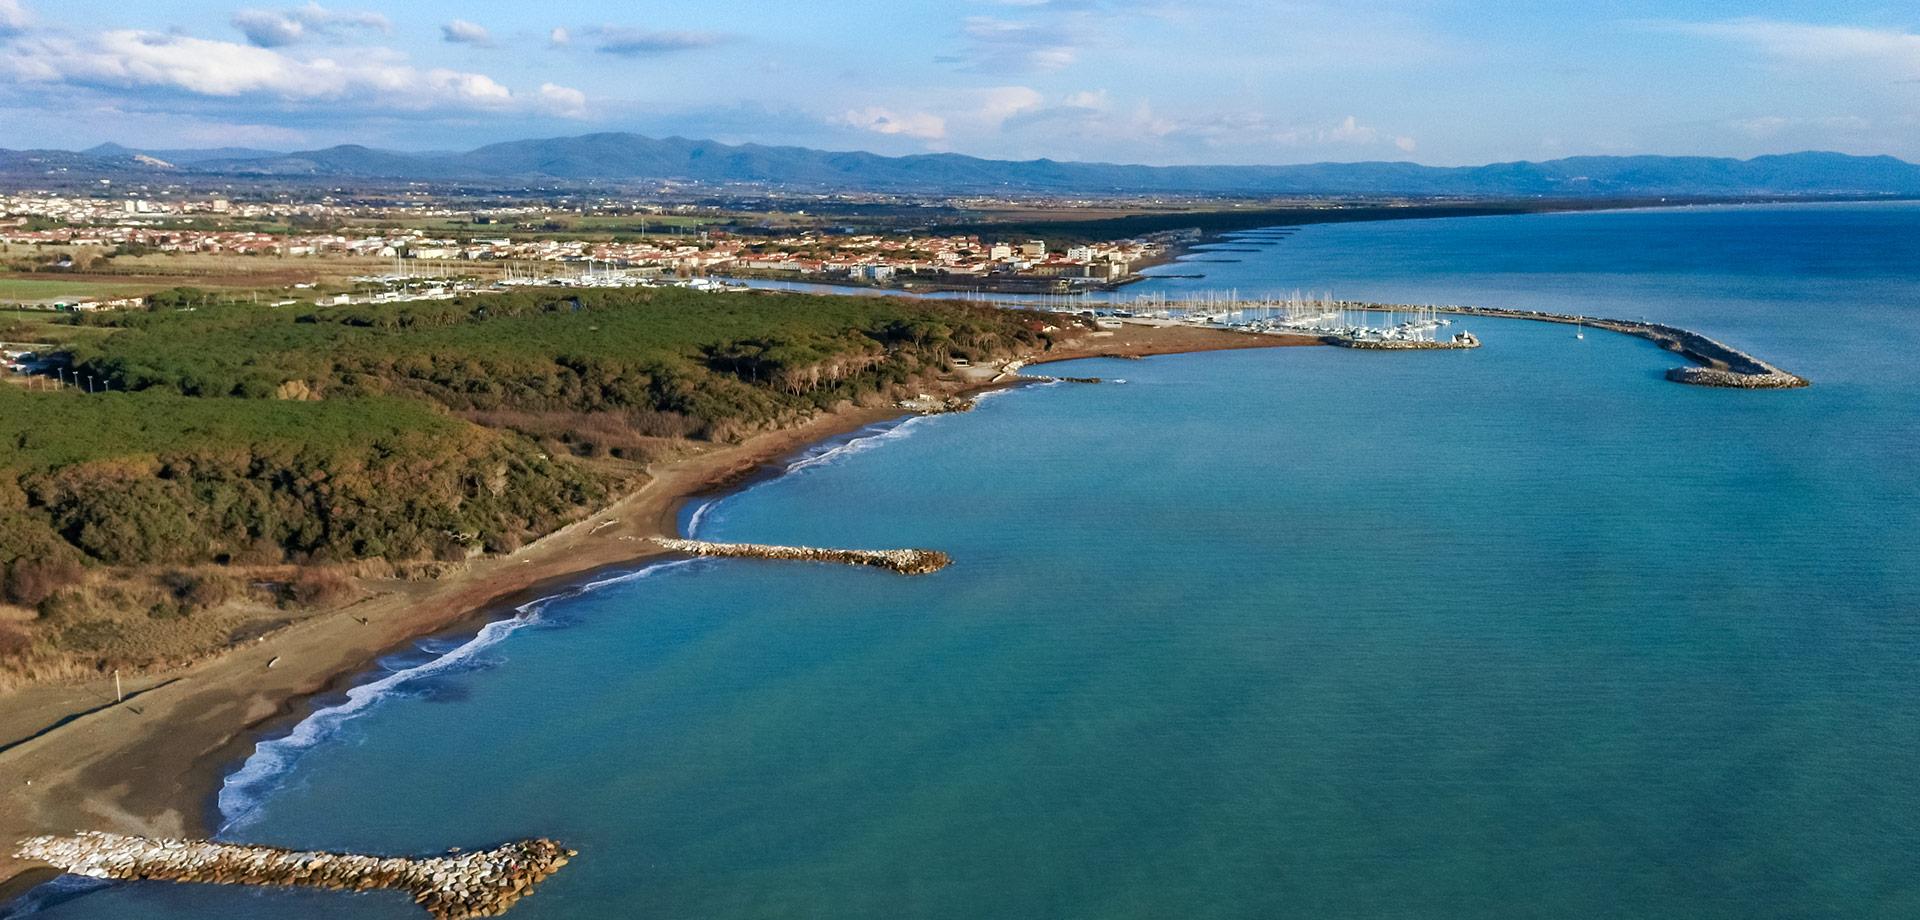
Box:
[0,278,163,302]
[0,307,114,346]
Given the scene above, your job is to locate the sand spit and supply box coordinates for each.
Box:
[650,538,951,575]
[14,832,573,919]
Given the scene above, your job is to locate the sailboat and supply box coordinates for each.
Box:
[1575,318,1585,340]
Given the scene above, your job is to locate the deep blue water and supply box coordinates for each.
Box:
[17,203,1920,919]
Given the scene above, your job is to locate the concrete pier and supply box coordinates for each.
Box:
[14,832,574,918]
[652,538,951,575]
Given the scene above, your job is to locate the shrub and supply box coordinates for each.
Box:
[0,623,30,661]
[5,557,84,607]
[285,569,357,608]
[164,571,235,611]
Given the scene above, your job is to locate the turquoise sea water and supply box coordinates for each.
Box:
[16,203,1920,919]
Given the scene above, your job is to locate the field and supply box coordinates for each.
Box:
[0,307,114,346]
[0,278,165,302]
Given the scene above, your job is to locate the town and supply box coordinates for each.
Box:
[0,190,1171,311]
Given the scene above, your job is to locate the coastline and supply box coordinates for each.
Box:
[0,323,1310,903]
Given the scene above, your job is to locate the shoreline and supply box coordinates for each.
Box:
[0,323,1307,904]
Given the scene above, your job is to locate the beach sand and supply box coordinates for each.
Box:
[0,324,1315,900]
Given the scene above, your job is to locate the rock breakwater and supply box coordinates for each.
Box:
[1329,332,1480,351]
[1382,304,1808,389]
[651,538,951,575]
[14,832,574,919]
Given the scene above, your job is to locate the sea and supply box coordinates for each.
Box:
[12,201,1920,919]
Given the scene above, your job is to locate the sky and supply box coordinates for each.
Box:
[0,0,1915,166]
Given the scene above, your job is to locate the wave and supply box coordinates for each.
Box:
[782,417,928,475]
[683,498,717,538]
[0,876,109,918]
[213,560,695,832]
[212,387,1036,833]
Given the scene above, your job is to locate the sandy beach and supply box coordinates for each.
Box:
[0,324,1315,902]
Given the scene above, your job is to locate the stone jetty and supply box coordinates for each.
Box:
[14,832,574,919]
[1330,332,1480,351]
[651,537,951,575]
[1374,304,1808,389]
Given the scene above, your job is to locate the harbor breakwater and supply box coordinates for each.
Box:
[1369,304,1808,388]
[651,538,952,575]
[13,832,574,919]
[1330,332,1480,351]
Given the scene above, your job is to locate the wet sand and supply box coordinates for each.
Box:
[0,324,1314,900]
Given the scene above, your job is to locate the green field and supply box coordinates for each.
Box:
[0,277,162,302]
[0,307,113,345]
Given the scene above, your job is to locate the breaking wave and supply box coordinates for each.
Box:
[214,561,695,832]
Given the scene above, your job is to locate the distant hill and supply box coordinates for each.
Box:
[8,134,1920,197]
[83,143,286,166]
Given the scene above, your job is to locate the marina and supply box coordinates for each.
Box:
[966,289,1804,387]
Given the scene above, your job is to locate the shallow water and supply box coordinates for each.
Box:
[21,203,1920,919]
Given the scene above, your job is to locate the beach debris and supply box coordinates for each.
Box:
[650,537,951,575]
[14,832,575,919]
[265,656,280,669]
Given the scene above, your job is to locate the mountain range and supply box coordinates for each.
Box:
[2,134,1917,197]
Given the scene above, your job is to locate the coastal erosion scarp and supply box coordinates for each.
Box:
[650,538,951,575]
[13,832,573,919]
[1404,304,1809,389]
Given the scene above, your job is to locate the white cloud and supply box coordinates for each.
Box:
[1062,89,1110,110]
[537,82,587,118]
[975,85,1044,124]
[591,27,731,57]
[958,16,1079,72]
[230,3,388,48]
[1728,114,1872,139]
[1663,19,1920,80]
[549,27,570,46]
[0,0,31,35]
[0,29,529,112]
[1394,136,1418,153]
[839,106,948,141]
[1322,114,1376,144]
[440,19,493,47]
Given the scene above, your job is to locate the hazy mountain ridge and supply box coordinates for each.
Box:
[6,134,1920,196]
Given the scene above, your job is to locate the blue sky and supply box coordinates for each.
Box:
[0,0,1914,165]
